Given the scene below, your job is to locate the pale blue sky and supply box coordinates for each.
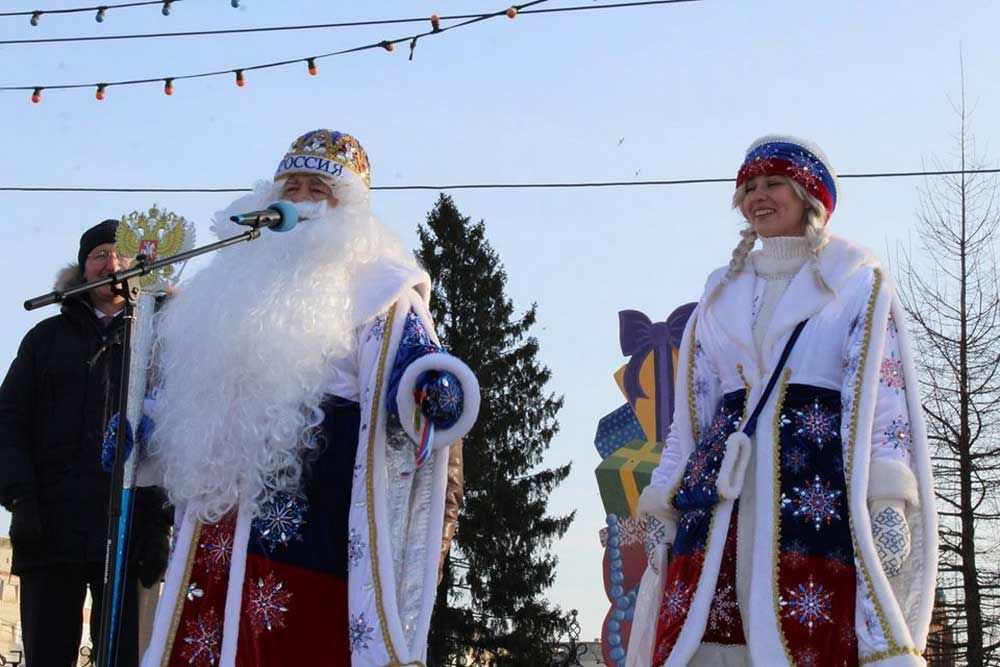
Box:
[1,0,998,639]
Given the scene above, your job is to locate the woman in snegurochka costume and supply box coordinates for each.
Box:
[627,136,937,666]
[140,129,478,666]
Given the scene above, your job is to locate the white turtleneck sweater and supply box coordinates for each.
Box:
[749,235,810,364]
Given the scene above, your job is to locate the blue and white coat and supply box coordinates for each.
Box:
[629,236,936,666]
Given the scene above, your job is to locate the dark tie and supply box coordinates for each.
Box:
[99,313,116,328]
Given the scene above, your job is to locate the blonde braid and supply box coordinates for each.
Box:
[804,211,831,291]
[724,224,758,282]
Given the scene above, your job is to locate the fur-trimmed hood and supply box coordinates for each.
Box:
[54,263,84,291]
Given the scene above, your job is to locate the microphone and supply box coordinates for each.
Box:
[229,201,298,232]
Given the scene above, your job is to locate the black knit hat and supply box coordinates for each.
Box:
[78,219,119,268]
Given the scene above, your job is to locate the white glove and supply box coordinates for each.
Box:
[870,499,910,577]
[643,515,671,575]
[638,484,678,575]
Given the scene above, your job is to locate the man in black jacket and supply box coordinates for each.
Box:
[0,219,171,666]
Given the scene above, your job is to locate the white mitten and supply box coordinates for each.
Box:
[638,484,678,575]
[643,516,671,575]
[870,499,910,577]
[868,459,918,578]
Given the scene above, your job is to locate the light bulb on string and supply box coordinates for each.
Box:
[96,84,107,100]
[506,7,518,18]
[235,70,246,87]
[162,1,172,16]
[96,6,107,22]
[30,11,42,26]
[307,58,318,76]
[231,0,239,7]
[430,14,441,32]
[380,40,395,52]
[31,88,42,103]
[164,78,174,95]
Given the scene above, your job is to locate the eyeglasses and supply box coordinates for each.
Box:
[86,249,132,264]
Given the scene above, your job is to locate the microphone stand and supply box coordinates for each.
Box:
[24,223,269,667]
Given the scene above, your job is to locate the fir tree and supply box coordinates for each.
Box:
[418,194,574,666]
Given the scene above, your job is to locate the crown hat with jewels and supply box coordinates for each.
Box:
[735,134,838,217]
[274,129,372,190]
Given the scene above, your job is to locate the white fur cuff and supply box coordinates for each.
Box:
[868,458,919,507]
[717,431,751,500]
[396,352,480,449]
[638,484,677,523]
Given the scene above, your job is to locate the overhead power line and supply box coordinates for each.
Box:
[0,0,701,45]
[0,0,705,102]
[2,168,997,195]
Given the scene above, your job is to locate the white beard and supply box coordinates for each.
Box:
[149,181,415,522]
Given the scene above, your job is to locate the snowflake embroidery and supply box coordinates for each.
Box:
[780,575,834,635]
[347,529,366,572]
[180,608,223,667]
[246,572,293,635]
[196,518,235,581]
[781,475,843,530]
[796,648,821,667]
[782,445,809,475]
[791,400,839,448]
[707,583,739,636]
[401,311,435,349]
[366,314,387,342]
[252,491,308,551]
[660,580,691,621]
[349,612,376,653]
[693,375,712,401]
[186,583,204,601]
[884,418,911,454]
[880,355,905,391]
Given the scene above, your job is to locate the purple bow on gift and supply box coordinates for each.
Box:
[618,303,697,442]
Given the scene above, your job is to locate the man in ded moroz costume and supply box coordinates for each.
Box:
[628,136,937,666]
[140,129,479,665]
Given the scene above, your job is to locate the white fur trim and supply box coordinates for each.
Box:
[638,483,676,522]
[396,351,480,449]
[141,506,195,666]
[626,565,665,667]
[219,505,252,665]
[717,431,751,500]
[868,458,919,507]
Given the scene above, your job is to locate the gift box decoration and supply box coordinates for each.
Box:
[596,438,663,520]
[594,403,647,460]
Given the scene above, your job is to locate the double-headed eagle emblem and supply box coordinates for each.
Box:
[115,205,196,291]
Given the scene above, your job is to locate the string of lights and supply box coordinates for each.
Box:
[1,0,240,24]
[2,168,997,195]
[0,0,700,45]
[3,0,552,101]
